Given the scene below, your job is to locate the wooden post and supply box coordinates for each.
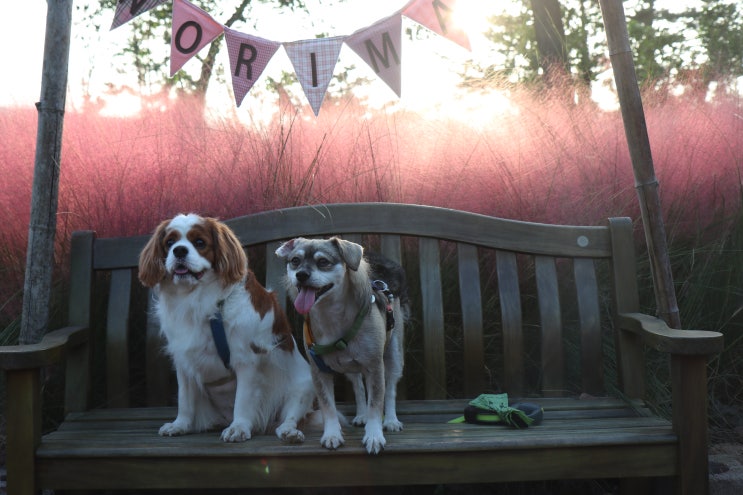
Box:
[598,0,680,328]
[20,0,74,344]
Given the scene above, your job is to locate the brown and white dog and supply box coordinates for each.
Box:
[276,237,407,454]
[138,214,315,443]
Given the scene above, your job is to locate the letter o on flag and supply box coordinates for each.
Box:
[175,20,203,54]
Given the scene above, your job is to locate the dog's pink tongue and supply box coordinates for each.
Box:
[294,287,317,315]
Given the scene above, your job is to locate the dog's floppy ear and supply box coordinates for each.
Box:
[209,218,247,287]
[138,219,170,287]
[275,238,298,259]
[332,237,363,271]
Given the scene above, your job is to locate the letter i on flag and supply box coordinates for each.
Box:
[111,0,169,30]
[284,37,345,116]
[346,15,403,97]
[170,0,224,77]
[224,28,281,107]
[403,0,471,50]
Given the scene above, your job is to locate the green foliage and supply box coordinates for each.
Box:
[695,0,743,87]
[477,0,743,89]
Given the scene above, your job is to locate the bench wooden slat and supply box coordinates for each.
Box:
[419,238,446,399]
[66,230,95,413]
[574,257,604,395]
[106,269,132,408]
[535,255,564,397]
[264,241,287,311]
[380,234,402,264]
[145,290,170,406]
[35,443,678,491]
[496,250,524,395]
[608,217,645,398]
[457,243,485,397]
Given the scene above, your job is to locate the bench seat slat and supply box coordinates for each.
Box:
[38,399,675,459]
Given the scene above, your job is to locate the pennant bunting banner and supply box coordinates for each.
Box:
[284,37,345,116]
[224,28,282,107]
[346,15,403,97]
[170,0,225,77]
[110,0,169,30]
[112,0,476,115]
[403,0,471,51]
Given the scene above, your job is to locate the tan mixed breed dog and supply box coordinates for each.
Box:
[276,237,407,454]
[138,214,315,444]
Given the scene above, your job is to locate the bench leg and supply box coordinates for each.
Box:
[672,355,710,495]
[6,368,41,495]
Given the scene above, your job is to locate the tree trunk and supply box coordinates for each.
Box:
[20,0,74,344]
[530,0,569,74]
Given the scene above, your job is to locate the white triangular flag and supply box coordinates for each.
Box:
[224,28,281,107]
[346,15,403,97]
[284,37,345,116]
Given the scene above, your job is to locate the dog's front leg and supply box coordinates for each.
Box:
[221,366,257,442]
[160,368,197,436]
[347,373,368,426]
[362,365,386,454]
[313,370,344,450]
[382,321,404,432]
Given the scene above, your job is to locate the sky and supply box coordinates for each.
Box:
[2,0,504,120]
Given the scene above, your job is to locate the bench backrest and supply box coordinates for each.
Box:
[67,203,641,410]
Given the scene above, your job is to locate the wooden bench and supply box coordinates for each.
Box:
[1,203,723,495]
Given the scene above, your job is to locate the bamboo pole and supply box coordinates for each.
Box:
[20,0,74,344]
[598,0,680,328]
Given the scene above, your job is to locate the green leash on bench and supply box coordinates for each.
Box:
[448,393,543,428]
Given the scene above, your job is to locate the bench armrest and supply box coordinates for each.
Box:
[618,312,723,355]
[0,325,89,371]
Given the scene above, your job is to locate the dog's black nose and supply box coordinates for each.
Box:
[296,271,310,283]
[173,246,188,259]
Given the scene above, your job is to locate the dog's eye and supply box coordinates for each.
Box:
[193,238,206,250]
[290,257,301,267]
[317,258,331,268]
[165,239,175,248]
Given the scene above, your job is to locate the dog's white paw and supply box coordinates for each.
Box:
[362,429,386,455]
[276,423,305,444]
[321,432,344,450]
[221,422,252,442]
[159,421,190,436]
[351,414,367,427]
[383,417,404,432]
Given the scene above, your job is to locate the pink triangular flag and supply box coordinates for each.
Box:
[224,28,281,107]
[170,0,224,77]
[283,37,345,116]
[346,15,403,97]
[110,0,168,30]
[403,0,471,50]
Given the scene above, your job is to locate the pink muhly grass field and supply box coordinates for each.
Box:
[1,85,742,322]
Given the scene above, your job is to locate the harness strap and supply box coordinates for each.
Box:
[304,302,370,356]
[210,299,231,369]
